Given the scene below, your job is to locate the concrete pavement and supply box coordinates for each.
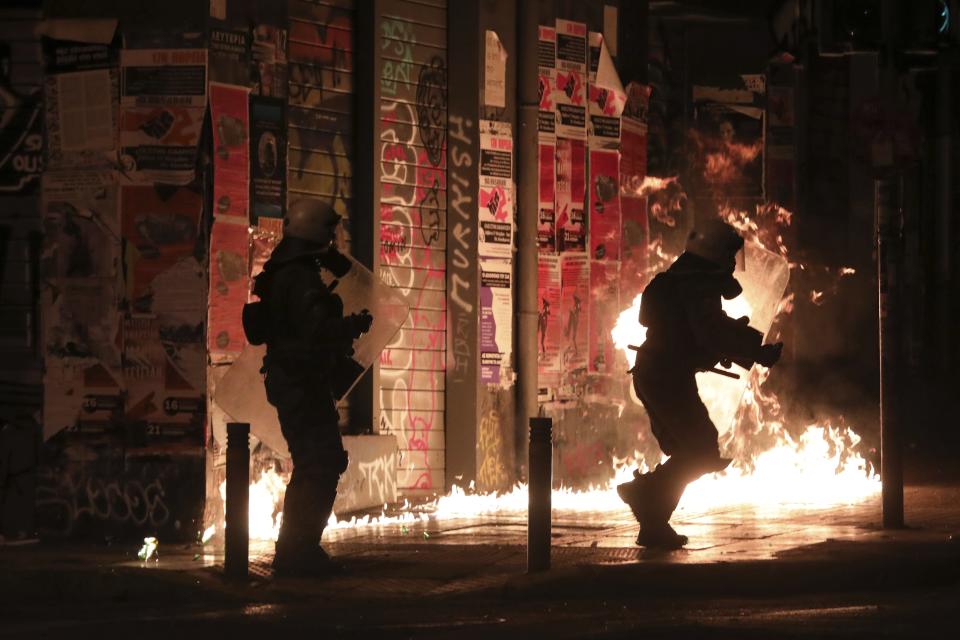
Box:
[2,484,958,607]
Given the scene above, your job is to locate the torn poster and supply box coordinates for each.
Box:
[120,185,202,314]
[537,140,556,253]
[250,96,286,222]
[210,82,251,220]
[559,252,590,386]
[478,119,514,258]
[588,260,620,374]
[479,258,512,385]
[41,38,118,170]
[124,315,204,429]
[251,24,288,98]
[119,48,207,184]
[587,33,625,148]
[588,148,621,261]
[554,19,587,140]
[41,170,120,281]
[484,30,507,108]
[42,359,122,440]
[537,26,556,139]
[556,137,586,253]
[42,279,120,367]
[208,216,250,361]
[536,253,562,395]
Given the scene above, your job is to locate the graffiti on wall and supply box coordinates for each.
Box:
[287,1,355,238]
[377,3,448,492]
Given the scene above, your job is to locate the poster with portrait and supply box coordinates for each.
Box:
[536,254,562,395]
[693,101,764,197]
[588,148,621,261]
[588,260,619,375]
[250,96,286,222]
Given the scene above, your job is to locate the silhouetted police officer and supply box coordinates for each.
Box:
[618,219,782,548]
[246,199,372,576]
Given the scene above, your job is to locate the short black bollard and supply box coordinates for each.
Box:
[225,422,250,579]
[528,416,552,573]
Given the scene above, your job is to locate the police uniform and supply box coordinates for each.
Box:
[619,221,782,548]
[245,200,371,575]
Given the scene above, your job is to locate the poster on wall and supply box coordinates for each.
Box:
[588,260,619,375]
[559,252,589,384]
[537,25,556,139]
[123,315,204,429]
[210,82,251,220]
[536,254,562,394]
[693,100,764,197]
[250,96,286,223]
[484,29,507,108]
[119,48,207,184]
[478,119,514,258]
[537,141,556,253]
[588,148,621,261]
[587,32,626,148]
[208,216,249,361]
[120,185,202,314]
[554,19,587,140]
[42,38,118,171]
[555,137,586,252]
[209,27,250,86]
[479,258,512,385]
[251,24,288,98]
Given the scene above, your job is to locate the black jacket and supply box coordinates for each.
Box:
[638,252,763,372]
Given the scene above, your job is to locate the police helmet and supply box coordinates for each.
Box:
[284,198,341,247]
[685,219,745,269]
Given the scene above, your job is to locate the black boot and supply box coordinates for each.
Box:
[617,469,652,525]
[636,523,688,549]
[273,469,341,578]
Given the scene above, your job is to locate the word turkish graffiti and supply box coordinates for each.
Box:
[448,114,476,386]
[35,467,170,537]
[378,15,448,492]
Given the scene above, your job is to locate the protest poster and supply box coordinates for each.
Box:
[588,148,621,261]
[559,252,589,379]
[536,254,562,395]
[478,119,514,258]
[210,82,251,220]
[537,25,556,139]
[119,48,206,183]
[556,137,586,252]
[587,32,626,148]
[554,19,587,140]
[537,140,556,253]
[208,216,250,361]
[479,258,512,385]
[250,96,286,222]
[588,260,620,375]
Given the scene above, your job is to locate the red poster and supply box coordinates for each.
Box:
[588,260,620,374]
[588,148,621,260]
[537,254,562,393]
[210,82,251,221]
[208,216,250,360]
[556,137,586,252]
[559,253,589,384]
[121,185,202,308]
[620,196,649,299]
[538,141,556,252]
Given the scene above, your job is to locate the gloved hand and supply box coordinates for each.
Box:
[347,309,373,338]
[756,342,783,368]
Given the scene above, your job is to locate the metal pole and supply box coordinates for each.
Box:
[527,416,552,572]
[935,49,953,375]
[515,0,541,478]
[225,422,250,578]
[876,179,904,529]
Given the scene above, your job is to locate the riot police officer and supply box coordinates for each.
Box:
[246,199,372,576]
[618,219,782,548]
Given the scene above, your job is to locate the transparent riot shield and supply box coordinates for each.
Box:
[695,242,790,437]
[214,254,409,457]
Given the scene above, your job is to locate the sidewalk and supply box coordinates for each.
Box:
[2,485,959,606]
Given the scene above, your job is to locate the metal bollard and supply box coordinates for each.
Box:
[527,416,552,572]
[225,422,250,579]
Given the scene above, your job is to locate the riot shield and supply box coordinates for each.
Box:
[695,242,790,436]
[214,254,409,457]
